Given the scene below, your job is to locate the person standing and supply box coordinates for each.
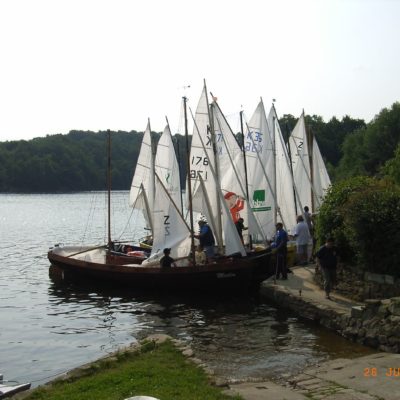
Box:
[294,215,311,265]
[304,205,316,261]
[316,237,338,299]
[235,217,248,244]
[303,206,313,232]
[194,220,215,258]
[274,222,288,280]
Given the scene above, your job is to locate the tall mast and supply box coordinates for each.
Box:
[268,99,277,226]
[149,118,156,214]
[283,111,298,216]
[240,110,250,201]
[305,115,315,213]
[206,83,223,252]
[166,115,184,213]
[107,129,112,249]
[240,110,253,248]
[183,96,196,265]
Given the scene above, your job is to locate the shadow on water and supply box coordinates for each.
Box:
[48,267,375,382]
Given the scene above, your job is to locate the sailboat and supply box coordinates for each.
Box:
[288,112,331,215]
[48,94,273,291]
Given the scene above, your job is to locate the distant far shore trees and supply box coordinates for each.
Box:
[0,102,399,193]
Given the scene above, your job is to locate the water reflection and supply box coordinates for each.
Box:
[0,193,374,388]
[47,277,374,382]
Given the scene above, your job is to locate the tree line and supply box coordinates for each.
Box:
[0,102,399,193]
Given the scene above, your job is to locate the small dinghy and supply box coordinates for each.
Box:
[0,374,31,399]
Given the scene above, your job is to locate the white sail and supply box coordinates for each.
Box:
[155,124,182,210]
[189,84,222,247]
[312,135,331,210]
[268,106,297,234]
[245,101,276,240]
[212,101,266,243]
[129,120,155,229]
[288,112,313,214]
[143,174,190,265]
[196,173,246,256]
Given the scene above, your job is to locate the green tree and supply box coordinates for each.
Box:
[382,144,400,184]
[337,102,400,179]
[316,176,400,276]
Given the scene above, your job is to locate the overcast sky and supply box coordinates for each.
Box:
[0,0,399,141]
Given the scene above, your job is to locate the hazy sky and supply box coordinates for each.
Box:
[0,0,399,141]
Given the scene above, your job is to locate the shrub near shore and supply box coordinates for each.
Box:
[316,176,400,277]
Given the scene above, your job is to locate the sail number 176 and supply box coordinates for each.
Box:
[191,156,209,166]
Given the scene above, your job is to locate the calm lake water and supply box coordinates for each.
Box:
[0,192,372,388]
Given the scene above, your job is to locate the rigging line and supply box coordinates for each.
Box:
[117,201,136,240]
[81,192,97,246]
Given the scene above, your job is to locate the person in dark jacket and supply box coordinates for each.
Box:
[274,222,288,280]
[160,248,176,268]
[235,217,248,244]
[195,220,215,258]
[316,237,338,299]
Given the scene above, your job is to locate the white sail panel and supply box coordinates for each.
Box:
[289,113,312,214]
[155,125,182,210]
[312,136,331,210]
[144,175,190,264]
[268,106,297,234]
[245,101,276,240]
[129,121,155,213]
[189,85,223,247]
[212,102,266,243]
[197,174,246,256]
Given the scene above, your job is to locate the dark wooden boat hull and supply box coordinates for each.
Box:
[48,248,273,292]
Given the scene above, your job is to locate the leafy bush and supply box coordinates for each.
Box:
[316,177,400,276]
[382,144,400,184]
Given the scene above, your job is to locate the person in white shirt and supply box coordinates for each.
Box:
[294,215,311,265]
[195,245,207,265]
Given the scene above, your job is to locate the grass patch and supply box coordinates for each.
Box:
[21,340,241,400]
